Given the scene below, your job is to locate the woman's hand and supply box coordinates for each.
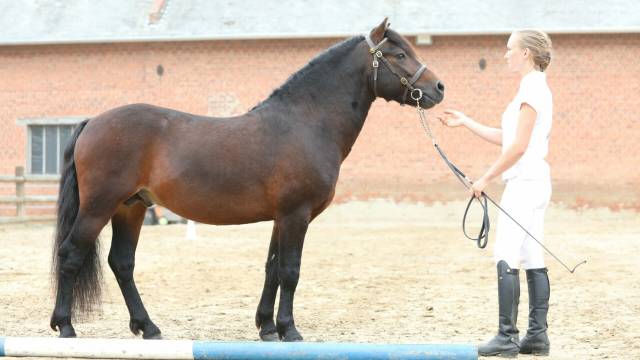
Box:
[437,109,470,128]
[471,176,489,198]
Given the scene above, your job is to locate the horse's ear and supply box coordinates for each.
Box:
[369,17,389,44]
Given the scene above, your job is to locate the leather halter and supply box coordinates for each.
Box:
[365,34,427,105]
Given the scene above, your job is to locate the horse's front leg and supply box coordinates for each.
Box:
[255,222,280,341]
[275,209,310,341]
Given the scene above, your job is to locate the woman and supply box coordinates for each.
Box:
[438,30,553,357]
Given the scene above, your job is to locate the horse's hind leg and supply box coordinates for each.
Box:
[109,203,161,339]
[255,222,280,341]
[51,211,110,337]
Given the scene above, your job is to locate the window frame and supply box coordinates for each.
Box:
[17,117,87,176]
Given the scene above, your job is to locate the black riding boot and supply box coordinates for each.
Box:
[519,268,550,356]
[478,260,520,358]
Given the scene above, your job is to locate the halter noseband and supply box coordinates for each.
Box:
[365,34,427,105]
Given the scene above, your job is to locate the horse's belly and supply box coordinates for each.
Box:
[149,184,273,225]
[184,206,271,225]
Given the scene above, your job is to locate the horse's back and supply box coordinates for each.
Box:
[91,103,212,130]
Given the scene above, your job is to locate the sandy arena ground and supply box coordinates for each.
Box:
[0,200,638,359]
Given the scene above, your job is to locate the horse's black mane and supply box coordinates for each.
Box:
[251,36,365,110]
[249,29,417,112]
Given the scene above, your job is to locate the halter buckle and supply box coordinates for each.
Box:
[400,77,408,86]
[372,59,379,68]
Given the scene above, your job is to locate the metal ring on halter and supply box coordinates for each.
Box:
[410,88,423,101]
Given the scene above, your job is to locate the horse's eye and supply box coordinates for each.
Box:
[395,53,406,60]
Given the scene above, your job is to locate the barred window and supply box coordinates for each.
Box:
[29,125,74,175]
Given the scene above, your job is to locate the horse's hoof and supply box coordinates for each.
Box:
[281,331,303,342]
[131,318,162,340]
[259,322,278,341]
[282,334,303,342]
[260,331,279,342]
[58,325,77,338]
[142,327,162,340]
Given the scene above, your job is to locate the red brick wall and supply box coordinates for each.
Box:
[1,33,638,216]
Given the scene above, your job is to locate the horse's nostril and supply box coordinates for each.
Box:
[437,81,445,92]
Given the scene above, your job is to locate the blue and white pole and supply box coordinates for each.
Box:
[0,337,477,359]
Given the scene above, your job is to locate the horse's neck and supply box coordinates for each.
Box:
[268,47,374,159]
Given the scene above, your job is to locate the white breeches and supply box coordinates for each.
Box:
[494,178,552,270]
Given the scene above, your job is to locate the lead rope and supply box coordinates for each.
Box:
[417,105,489,249]
[413,96,586,273]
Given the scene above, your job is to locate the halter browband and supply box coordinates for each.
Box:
[365,34,427,105]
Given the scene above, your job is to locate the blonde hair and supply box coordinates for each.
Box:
[515,29,552,72]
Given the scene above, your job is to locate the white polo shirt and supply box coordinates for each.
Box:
[501,71,553,181]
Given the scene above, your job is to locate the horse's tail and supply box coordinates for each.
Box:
[51,119,102,316]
